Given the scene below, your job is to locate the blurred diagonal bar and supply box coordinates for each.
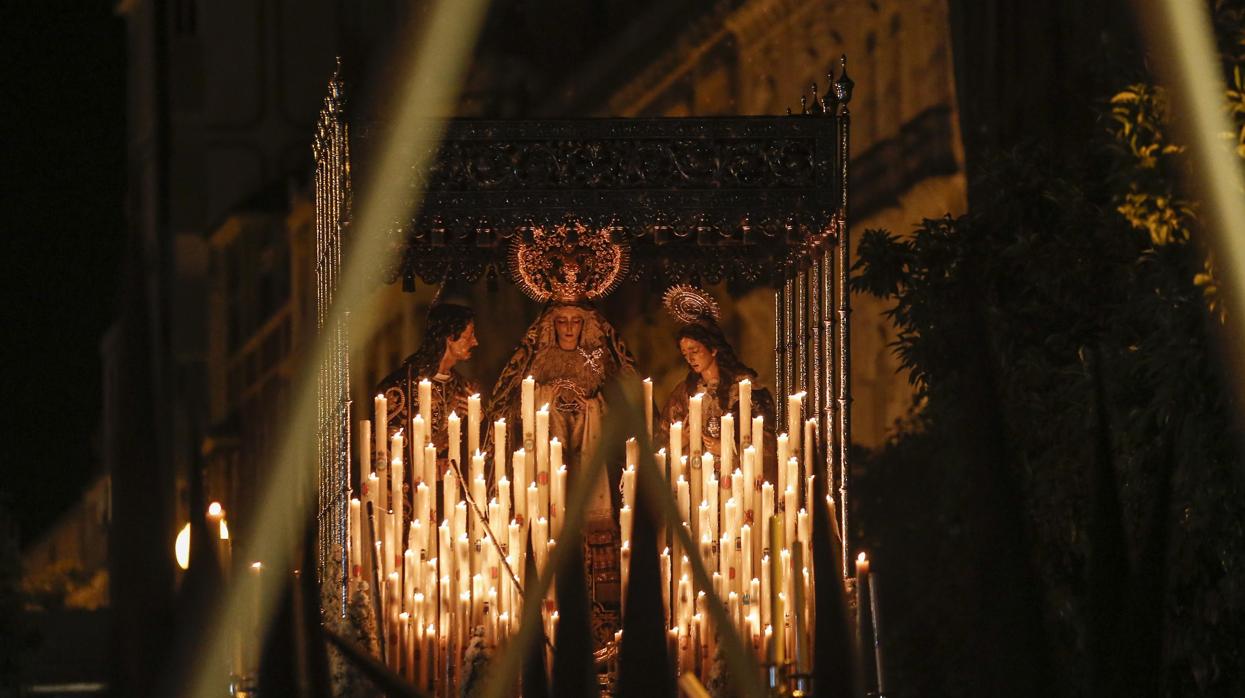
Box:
[1134,0,1245,407]
[184,1,491,696]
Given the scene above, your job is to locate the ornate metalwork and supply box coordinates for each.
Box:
[314,59,353,612]
[349,116,844,285]
[510,222,629,303]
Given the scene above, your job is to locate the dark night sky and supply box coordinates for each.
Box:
[1,2,126,546]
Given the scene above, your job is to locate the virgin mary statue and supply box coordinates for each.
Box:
[487,224,636,525]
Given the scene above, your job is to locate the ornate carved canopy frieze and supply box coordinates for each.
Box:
[349,115,847,286]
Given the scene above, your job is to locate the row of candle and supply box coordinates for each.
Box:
[345,376,829,690]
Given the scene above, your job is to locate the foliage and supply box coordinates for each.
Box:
[851,39,1245,695]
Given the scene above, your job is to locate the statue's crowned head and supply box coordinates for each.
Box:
[509,222,628,305]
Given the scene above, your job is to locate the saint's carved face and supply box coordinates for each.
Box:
[679,337,718,377]
[445,321,478,364]
[551,306,585,350]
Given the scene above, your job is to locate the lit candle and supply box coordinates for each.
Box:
[776,433,789,497]
[787,458,800,511]
[411,480,426,541]
[521,376,536,448]
[740,523,753,592]
[751,415,765,465]
[785,487,798,548]
[738,380,751,450]
[719,533,734,596]
[411,415,425,483]
[512,450,527,525]
[759,554,771,639]
[374,394,389,466]
[350,498,362,577]
[418,379,433,433]
[643,378,654,436]
[392,457,405,550]
[526,483,539,535]
[689,393,703,457]
[669,421,683,475]
[447,411,461,470]
[359,418,373,498]
[620,505,633,550]
[423,444,436,520]
[797,508,809,546]
[761,482,775,565]
[552,464,567,541]
[535,404,550,494]
[622,465,636,510]
[720,412,734,475]
[769,514,786,667]
[742,447,756,525]
[444,467,459,539]
[493,417,507,483]
[676,476,690,529]
[706,474,719,541]
[467,394,481,456]
[804,419,816,478]
[498,476,511,529]
[787,392,804,466]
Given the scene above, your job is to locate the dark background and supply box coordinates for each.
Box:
[0,1,125,546]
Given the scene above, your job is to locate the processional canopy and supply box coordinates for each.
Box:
[348,112,848,289]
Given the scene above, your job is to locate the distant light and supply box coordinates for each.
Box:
[175,523,191,570]
[207,502,223,517]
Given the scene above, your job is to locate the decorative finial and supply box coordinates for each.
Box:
[800,94,808,115]
[832,54,854,107]
[810,82,822,114]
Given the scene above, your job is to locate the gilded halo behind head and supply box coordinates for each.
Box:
[662,284,721,326]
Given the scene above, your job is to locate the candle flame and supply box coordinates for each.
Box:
[175,523,191,570]
[207,502,223,517]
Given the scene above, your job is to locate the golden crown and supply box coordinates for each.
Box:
[509,223,628,303]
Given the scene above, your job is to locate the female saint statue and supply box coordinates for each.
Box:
[658,285,777,484]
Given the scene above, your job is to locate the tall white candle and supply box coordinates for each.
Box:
[740,524,753,598]
[493,418,507,483]
[424,444,437,519]
[620,505,633,549]
[622,466,636,510]
[784,487,797,549]
[350,498,362,577]
[467,394,481,456]
[787,392,804,465]
[738,380,751,450]
[392,458,405,551]
[418,379,433,434]
[688,393,703,457]
[411,415,426,484]
[521,376,536,446]
[643,378,653,437]
[526,484,539,534]
[552,465,567,541]
[374,394,389,465]
[535,404,550,486]
[447,411,461,469]
[720,413,734,475]
[742,447,756,525]
[360,419,373,496]
[761,482,775,563]
[707,474,719,541]
[669,421,683,474]
[512,449,527,525]
[416,482,430,544]
[751,415,765,464]
[776,433,790,498]
[498,476,511,529]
